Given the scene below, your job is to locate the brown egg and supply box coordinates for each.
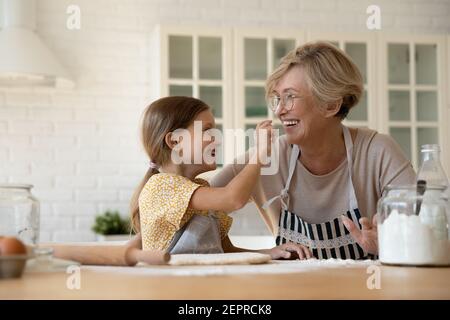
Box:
[0,237,27,256]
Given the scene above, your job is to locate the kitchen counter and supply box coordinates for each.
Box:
[1,262,449,299]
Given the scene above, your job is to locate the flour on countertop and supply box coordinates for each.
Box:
[82,258,379,277]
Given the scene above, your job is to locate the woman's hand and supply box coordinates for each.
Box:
[341,214,378,255]
[262,242,313,260]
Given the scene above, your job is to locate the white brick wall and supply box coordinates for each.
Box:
[0,0,449,242]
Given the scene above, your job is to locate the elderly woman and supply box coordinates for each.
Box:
[213,42,415,260]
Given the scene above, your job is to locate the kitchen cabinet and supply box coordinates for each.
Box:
[152,26,449,172]
[307,32,376,130]
[233,28,304,151]
[380,35,447,169]
[151,26,233,165]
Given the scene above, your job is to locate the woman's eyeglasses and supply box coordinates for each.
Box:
[268,93,303,112]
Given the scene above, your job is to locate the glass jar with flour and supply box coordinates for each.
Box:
[377,185,450,266]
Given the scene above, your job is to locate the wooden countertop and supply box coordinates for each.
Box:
[1,263,449,299]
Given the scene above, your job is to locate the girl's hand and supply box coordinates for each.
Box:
[263,242,313,260]
[255,120,273,165]
[341,214,378,255]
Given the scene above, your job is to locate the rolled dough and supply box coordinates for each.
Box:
[168,252,272,266]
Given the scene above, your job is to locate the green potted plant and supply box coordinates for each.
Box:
[91,210,133,242]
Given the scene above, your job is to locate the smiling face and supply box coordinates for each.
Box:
[266,42,363,147]
[272,66,332,146]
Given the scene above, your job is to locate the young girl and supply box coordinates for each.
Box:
[130,96,311,259]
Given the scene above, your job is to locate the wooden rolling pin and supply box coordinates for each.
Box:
[42,234,170,266]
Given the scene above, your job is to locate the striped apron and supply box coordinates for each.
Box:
[263,126,375,260]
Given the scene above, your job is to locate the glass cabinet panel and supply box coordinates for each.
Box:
[245,86,267,117]
[416,91,438,122]
[169,85,193,97]
[199,37,222,80]
[347,90,367,121]
[389,90,410,121]
[244,38,267,80]
[345,43,367,84]
[390,127,412,160]
[385,39,441,169]
[415,44,437,85]
[199,86,222,118]
[167,32,225,125]
[417,127,438,147]
[388,44,409,84]
[273,39,295,69]
[169,36,193,79]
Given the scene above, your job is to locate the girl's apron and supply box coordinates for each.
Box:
[263,126,375,260]
[167,213,224,254]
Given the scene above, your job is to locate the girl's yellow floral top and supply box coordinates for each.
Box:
[139,173,233,251]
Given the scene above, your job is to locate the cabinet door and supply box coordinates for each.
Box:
[382,35,446,169]
[159,27,232,165]
[307,32,376,130]
[234,28,304,154]
[167,34,226,119]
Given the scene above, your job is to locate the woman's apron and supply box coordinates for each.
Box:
[167,213,224,254]
[263,126,375,260]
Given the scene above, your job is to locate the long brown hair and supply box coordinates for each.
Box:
[130,96,210,233]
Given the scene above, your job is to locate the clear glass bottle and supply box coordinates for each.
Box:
[0,184,40,245]
[417,144,449,188]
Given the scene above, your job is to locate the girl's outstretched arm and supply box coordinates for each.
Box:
[189,120,272,212]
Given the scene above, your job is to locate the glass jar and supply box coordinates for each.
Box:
[0,184,40,245]
[377,185,450,266]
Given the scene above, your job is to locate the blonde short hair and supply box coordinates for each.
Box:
[266,41,363,119]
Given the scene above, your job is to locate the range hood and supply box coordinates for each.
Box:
[0,0,74,87]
